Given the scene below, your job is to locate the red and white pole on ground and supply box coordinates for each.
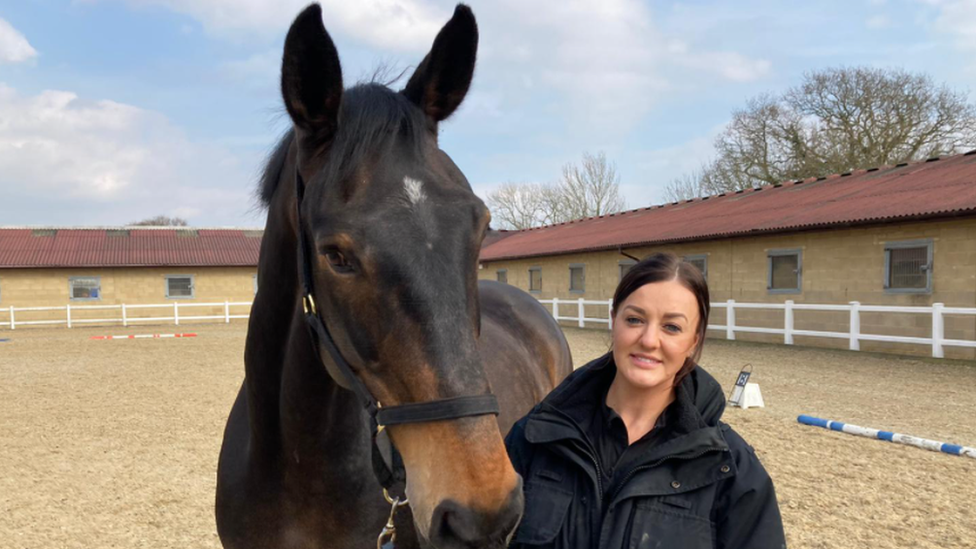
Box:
[90,333,197,340]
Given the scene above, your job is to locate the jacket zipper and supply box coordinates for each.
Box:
[547,407,607,508]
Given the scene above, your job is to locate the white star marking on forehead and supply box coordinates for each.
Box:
[403,176,426,206]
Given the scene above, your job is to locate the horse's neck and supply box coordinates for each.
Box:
[243,192,373,478]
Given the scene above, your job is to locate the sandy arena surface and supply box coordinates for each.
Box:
[1,323,974,549]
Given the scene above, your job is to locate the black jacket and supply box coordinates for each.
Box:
[505,355,786,549]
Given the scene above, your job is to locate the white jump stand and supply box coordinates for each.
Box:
[737,383,765,409]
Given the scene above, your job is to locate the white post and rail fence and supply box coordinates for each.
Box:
[0,301,252,330]
[2,297,975,359]
[538,297,976,359]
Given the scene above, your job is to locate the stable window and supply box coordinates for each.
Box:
[529,267,542,293]
[166,275,194,298]
[684,254,708,281]
[884,240,932,293]
[496,269,508,284]
[569,264,585,293]
[767,249,801,293]
[619,259,637,281]
[69,276,101,301]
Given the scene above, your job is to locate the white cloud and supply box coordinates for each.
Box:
[130,0,768,140]
[469,0,767,138]
[123,0,446,51]
[676,50,772,82]
[932,1,976,50]
[0,17,38,64]
[0,84,256,226]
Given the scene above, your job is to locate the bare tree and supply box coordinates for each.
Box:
[486,152,627,229]
[485,183,549,230]
[560,151,626,220]
[669,67,976,199]
[129,215,189,226]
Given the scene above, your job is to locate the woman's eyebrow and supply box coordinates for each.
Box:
[623,305,646,315]
[663,312,688,321]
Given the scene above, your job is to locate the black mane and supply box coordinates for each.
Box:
[258,84,429,206]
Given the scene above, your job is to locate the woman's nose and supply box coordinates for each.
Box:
[639,326,660,349]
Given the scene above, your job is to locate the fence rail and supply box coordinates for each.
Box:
[538,297,976,358]
[0,301,253,330]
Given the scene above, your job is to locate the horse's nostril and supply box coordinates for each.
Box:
[432,500,479,544]
[430,490,524,548]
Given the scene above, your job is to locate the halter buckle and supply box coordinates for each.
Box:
[302,294,317,315]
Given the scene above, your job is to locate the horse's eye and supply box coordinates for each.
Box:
[324,250,353,273]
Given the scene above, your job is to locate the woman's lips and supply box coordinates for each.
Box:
[630,354,662,368]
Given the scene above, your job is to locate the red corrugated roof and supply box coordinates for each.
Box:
[0,228,263,268]
[480,153,976,262]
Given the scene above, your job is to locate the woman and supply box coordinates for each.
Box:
[505,252,786,549]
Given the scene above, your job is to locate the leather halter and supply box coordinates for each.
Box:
[293,168,500,492]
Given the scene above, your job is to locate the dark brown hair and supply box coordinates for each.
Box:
[611,252,710,388]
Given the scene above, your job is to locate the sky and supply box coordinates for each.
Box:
[2,0,976,228]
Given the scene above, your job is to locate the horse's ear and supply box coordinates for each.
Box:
[402,4,478,122]
[281,4,343,140]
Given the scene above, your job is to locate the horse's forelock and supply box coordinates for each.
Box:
[258,84,430,207]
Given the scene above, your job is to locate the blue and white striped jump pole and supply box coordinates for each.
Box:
[798,415,976,459]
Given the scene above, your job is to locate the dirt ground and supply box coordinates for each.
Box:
[1,323,974,549]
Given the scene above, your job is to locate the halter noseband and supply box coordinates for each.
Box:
[293,169,500,493]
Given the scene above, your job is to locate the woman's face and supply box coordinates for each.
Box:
[611,279,701,394]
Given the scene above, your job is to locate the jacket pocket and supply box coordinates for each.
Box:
[629,498,713,549]
[510,482,573,546]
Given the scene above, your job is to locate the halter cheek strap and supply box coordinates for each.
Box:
[293,169,500,492]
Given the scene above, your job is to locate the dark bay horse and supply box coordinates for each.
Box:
[215,4,572,548]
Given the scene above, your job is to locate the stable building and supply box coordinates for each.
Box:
[478,153,976,360]
[0,227,262,326]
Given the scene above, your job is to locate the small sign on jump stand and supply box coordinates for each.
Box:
[728,364,752,406]
[728,364,765,409]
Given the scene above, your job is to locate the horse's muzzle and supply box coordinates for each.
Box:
[428,480,524,549]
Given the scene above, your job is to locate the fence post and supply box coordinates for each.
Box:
[225,300,231,324]
[66,303,72,329]
[578,298,585,328]
[726,300,735,340]
[784,300,794,345]
[552,298,559,321]
[849,301,860,351]
[608,299,613,331]
[122,303,128,327]
[174,302,180,326]
[932,303,945,359]
[9,306,14,330]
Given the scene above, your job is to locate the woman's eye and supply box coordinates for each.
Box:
[626,316,643,326]
[663,323,682,333]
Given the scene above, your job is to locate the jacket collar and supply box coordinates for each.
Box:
[524,354,729,459]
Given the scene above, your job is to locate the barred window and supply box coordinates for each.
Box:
[768,250,801,293]
[619,259,636,281]
[569,264,585,293]
[885,240,932,293]
[529,267,542,292]
[684,255,708,281]
[70,277,101,300]
[166,275,194,298]
[497,269,508,284]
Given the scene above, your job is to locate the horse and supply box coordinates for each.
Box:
[215,4,573,549]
